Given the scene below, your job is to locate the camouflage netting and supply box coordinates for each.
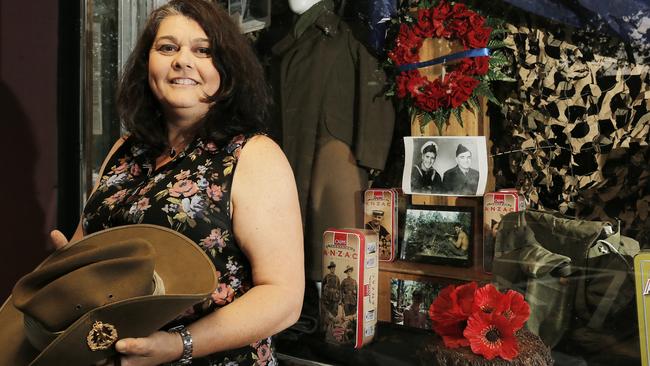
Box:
[492,24,650,246]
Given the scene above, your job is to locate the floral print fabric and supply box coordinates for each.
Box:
[83,134,277,366]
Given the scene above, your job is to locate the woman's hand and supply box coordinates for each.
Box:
[49,230,69,250]
[115,330,184,366]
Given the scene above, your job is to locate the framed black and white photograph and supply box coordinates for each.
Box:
[402,136,488,196]
[390,277,462,331]
[400,205,473,267]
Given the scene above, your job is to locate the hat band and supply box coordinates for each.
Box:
[23,271,166,351]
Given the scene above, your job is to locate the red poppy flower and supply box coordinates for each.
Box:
[473,284,504,314]
[457,57,489,76]
[447,19,469,38]
[467,13,486,29]
[431,1,452,21]
[429,285,463,324]
[466,26,492,48]
[455,75,480,96]
[406,73,429,96]
[472,57,489,75]
[497,290,530,331]
[429,286,466,331]
[414,9,434,38]
[463,312,518,360]
[453,281,478,315]
[429,283,479,347]
[450,2,473,19]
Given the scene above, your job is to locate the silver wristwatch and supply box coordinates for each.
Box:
[168,325,193,365]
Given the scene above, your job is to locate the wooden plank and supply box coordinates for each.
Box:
[376,39,497,316]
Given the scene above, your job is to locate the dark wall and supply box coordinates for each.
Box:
[0,1,59,299]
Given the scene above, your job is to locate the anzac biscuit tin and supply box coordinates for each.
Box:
[364,189,399,261]
[483,189,525,272]
[321,229,378,348]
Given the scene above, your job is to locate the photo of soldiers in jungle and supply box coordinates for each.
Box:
[401,206,472,266]
[321,261,357,344]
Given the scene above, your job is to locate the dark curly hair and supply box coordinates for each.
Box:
[116,0,271,154]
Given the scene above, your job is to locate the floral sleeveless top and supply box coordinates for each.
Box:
[82,134,277,366]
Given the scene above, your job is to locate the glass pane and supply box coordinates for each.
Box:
[80,0,167,204]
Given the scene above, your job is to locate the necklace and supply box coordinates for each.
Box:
[167,135,191,158]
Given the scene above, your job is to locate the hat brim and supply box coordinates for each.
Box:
[0,224,217,366]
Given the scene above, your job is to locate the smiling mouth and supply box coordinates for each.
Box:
[170,78,198,85]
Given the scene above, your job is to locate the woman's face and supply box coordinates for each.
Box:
[148,15,221,120]
[421,152,436,170]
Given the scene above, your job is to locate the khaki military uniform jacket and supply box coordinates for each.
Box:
[493,210,639,350]
[272,1,395,220]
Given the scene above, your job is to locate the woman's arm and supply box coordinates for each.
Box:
[189,134,305,353]
[116,135,304,365]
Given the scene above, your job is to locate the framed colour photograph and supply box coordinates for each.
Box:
[389,276,467,331]
[400,204,473,267]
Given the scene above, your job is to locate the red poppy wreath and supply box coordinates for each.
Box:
[386,1,512,133]
[428,282,531,360]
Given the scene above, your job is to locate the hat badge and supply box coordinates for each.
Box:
[86,321,118,351]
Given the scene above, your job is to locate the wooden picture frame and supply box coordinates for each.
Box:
[389,275,465,331]
[400,204,474,267]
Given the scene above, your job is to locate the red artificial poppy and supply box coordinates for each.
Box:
[473,284,504,314]
[429,286,464,325]
[432,320,470,348]
[497,290,530,331]
[429,283,479,348]
[452,281,477,316]
[463,312,519,360]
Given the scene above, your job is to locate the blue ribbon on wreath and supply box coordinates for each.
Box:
[397,48,491,72]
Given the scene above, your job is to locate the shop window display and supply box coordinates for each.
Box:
[67,0,649,364]
[266,1,648,365]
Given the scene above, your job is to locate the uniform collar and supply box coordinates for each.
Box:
[271,0,339,56]
[293,0,337,39]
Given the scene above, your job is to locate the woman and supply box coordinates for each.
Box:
[410,141,443,193]
[49,1,304,365]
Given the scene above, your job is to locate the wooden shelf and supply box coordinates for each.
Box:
[379,260,493,282]
[377,261,493,322]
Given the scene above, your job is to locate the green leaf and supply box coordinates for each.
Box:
[488,52,509,66]
[452,107,464,128]
[419,113,433,130]
[433,109,450,134]
[488,69,516,82]
[469,95,482,112]
[487,40,507,49]
[475,81,500,105]
[489,28,508,36]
